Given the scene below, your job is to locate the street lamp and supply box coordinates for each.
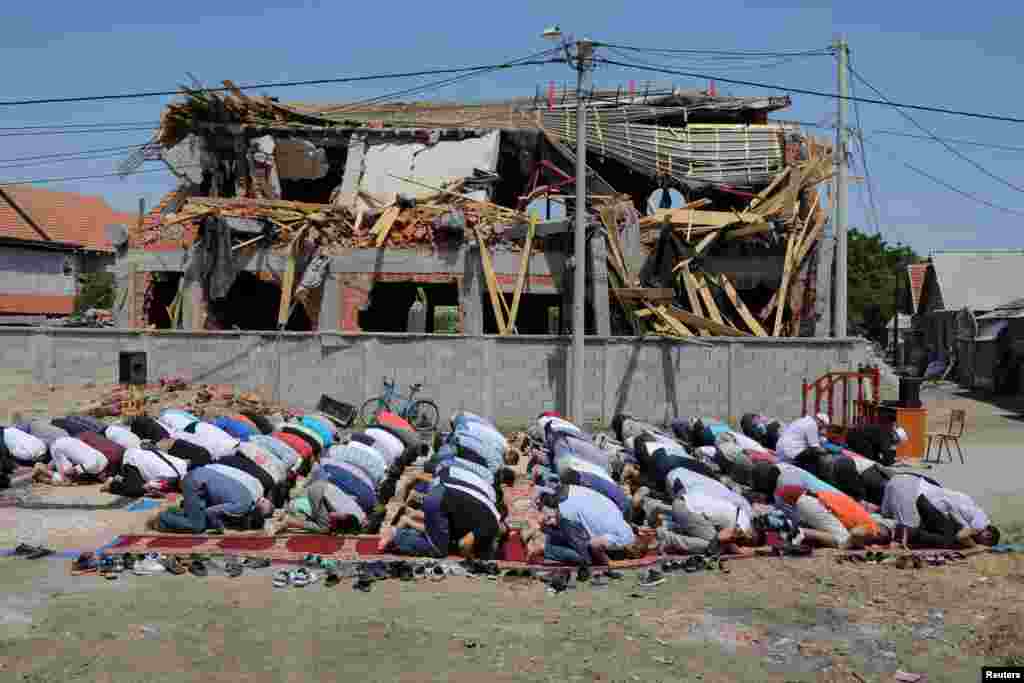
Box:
[542,27,593,423]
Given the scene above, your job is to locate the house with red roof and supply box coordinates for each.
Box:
[0,185,135,324]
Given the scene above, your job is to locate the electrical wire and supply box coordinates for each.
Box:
[0,61,562,108]
[871,130,1024,153]
[596,43,833,59]
[848,56,883,234]
[847,63,1024,194]
[595,57,1024,124]
[316,47,563,117]
[0,121,156,131]
[0,149,149,170]
[0,142,148,164]
[0,126,157,138]
[0,164,192,187]
[860,136,1024,217]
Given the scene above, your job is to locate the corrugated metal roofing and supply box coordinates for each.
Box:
[929,250,1024,312]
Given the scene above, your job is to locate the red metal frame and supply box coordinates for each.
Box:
[801,367,881,437]
[516,160,577,212]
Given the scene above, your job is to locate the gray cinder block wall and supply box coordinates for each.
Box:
[0,328,867,426]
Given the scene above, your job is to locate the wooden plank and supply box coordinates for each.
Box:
[719,275,767,337]
[663,306,751,337]
[473,227,508,334]
[746,167,791,211]
[681,272,711,337]
[612,288,674,302]
[645,304,694,337]
[501,219,570,241]
[641,208,764,229]
[773,231,798,336]
[371,206,400,245]
[694,274,725,325]
[673,229,722,272]
[504,217,537,334]
[277,228,306,328]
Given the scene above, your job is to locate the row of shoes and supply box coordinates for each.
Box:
[74,552,270,579]
[542,567,625,593]
[12,543,55,560]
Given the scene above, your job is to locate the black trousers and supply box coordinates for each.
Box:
[908,494,962,548]
[108,465,148,498]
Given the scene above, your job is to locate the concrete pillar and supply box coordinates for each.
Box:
[338,274,372,332]
[814,237,835,338]
[180,279,205,331]
[590,233,611,336]
[318,273,342,331]
[461,245,484,335]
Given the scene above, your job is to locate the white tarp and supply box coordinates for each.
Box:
[342,131,500,209]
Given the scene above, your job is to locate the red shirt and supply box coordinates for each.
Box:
[76,431,124,473]
[272,431,313,461]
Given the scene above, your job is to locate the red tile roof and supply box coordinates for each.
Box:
[131,186,193,249]
[907,263,927,311]
[0,185,136,252]
[0,294,74,315]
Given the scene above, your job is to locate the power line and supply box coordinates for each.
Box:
[595,57,1024,124]
[848,64,1024,194]
[0,164,186,187]
[0,121,155,131]
[0,60,562,108]
[861,137,1024,217]
[872,129,1024,153]
[0,126,157,138]
[848,55,883,235]
[0,143,148,164]
[0,149,148,170]
[596,43,833,59]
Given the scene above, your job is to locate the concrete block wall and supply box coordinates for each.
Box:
[0,328,867,426]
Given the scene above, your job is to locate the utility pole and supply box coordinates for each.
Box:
[833,36,850,338]
[571,39,593,424]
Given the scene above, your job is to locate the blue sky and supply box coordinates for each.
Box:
[2,0,1022,256]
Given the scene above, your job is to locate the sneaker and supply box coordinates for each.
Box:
[638,569,665,588]
[134,553,166,575]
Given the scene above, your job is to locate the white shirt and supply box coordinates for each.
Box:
[678,490,753,534]
[849,453,876,474]
[364,428,404,464]
[238,442,287,484]
[207,463,265,500]
[775,416,821,461]
[159,411,198,432]
[920,480,990,531]
[105,424,142,451]
[123,447,188,481]
[3,427,47,462]
[180,423,239,459]
[442,465,496,502]
[51,436,108,475]
[538,416,582,436]
[728,431,770,453]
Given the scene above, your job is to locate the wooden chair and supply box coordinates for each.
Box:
[925,409,966,464]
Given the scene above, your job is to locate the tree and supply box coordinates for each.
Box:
[75,272,115,313]
[847,228,919,338]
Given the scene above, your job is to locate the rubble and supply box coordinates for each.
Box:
[138,79,835,337]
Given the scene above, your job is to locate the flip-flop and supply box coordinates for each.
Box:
[290,568,312,587]
[273,570,291,588]
[160,556,187,575]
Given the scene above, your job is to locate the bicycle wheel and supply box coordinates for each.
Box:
[407,400,440,433]
[358,397,387,427]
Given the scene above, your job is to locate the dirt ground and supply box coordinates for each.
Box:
[2,380,1024,681]
[2,549,1023,683]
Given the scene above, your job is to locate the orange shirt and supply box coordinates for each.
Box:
[816,490,879,535]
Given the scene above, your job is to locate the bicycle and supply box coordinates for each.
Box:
[358,377,440,433]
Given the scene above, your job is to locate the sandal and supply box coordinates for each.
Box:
[25,546,55,560]
[71,552,97,575]
[290,568,313,587]
[188,560,208,577]
[99,556,119,580]
[225,560,244,578]
[683,556,706,573]
[325,571,341,587]
[243,557,271,569]
[160,556,187,575]
[273,570,291,588]
[353,574,374,592]
[14,543,39,556]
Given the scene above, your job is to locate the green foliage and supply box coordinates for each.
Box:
[74,272,115,313]
[847,228,919,331]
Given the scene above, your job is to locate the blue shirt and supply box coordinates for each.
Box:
[450,424,505,473]
[551,434,610,472]
[317,464,378,513]
[249,436,300,470]
[213,417,259,442]
[301,416,335,447]
[186,466,255,530]
[575,471,630,516]
[558,485,635,549]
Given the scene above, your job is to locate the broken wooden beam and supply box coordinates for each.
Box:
[663,306,752,337]
[504,217,537,335]
[612,288,674,302]
[718,275,768,337]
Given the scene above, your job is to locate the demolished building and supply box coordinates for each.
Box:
[117,82,834,339]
